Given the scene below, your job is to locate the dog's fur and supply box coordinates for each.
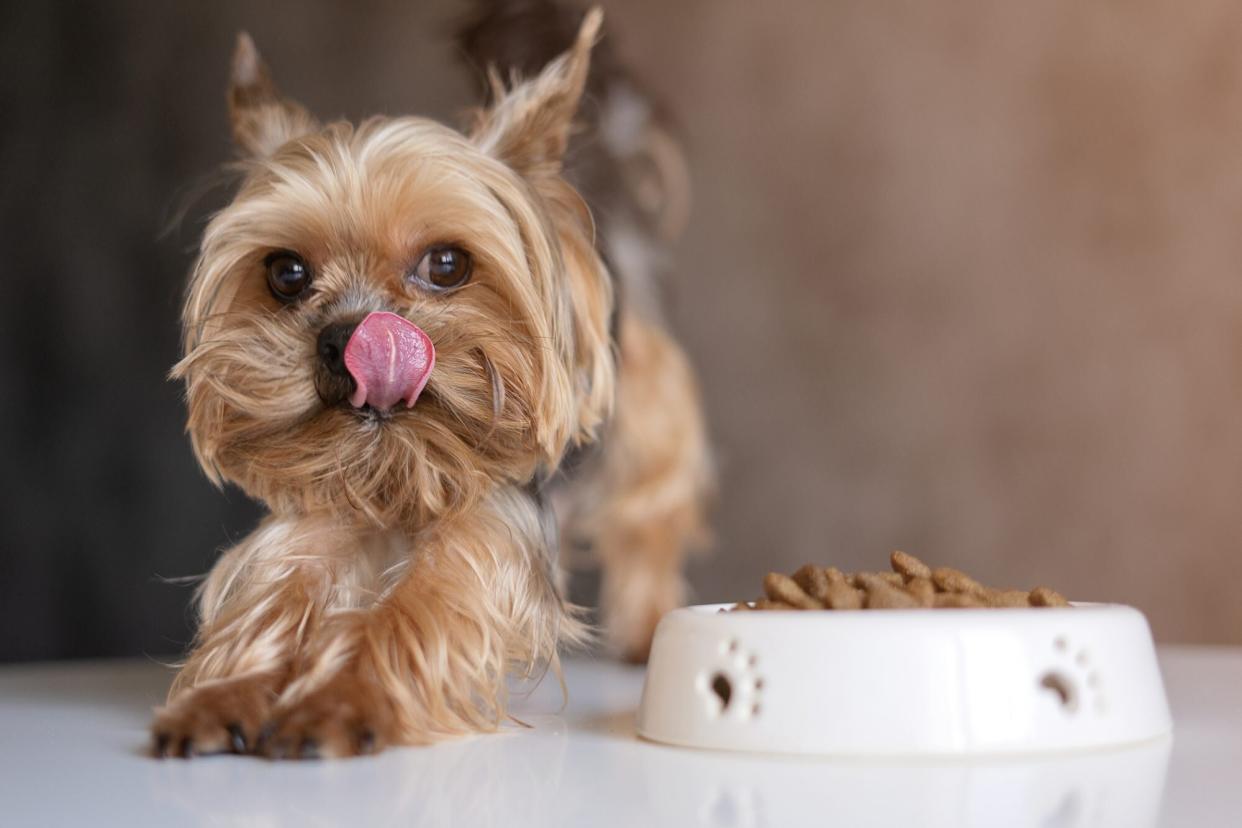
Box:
[153,4,710,759]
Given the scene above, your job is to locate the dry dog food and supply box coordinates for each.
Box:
[731,551,1070,611]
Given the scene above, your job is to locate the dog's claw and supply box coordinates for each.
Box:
[153,732,171,758]
[267,737,291,760]
[358,729,376,755]
[298,739,320,760]
[227,723,247,754]
[178,736,195,759]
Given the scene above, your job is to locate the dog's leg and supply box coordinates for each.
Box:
[257,488,578,758]
[151,515,362,757]
[577,313,713,662]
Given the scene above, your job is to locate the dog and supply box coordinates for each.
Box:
[153,2,711,759]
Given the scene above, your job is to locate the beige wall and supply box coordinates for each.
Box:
[598,0,1242,643]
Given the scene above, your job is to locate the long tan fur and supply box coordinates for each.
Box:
[155,11,606,759]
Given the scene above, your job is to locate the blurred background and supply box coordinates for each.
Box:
[4,0,1242,662]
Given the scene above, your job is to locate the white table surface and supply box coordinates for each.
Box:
[0,647,1238,827]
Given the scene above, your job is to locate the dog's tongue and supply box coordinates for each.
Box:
[343,311,435,410]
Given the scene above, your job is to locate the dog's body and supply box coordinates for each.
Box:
[154,3,710,758]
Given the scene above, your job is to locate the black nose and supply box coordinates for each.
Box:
[317,321,357,378]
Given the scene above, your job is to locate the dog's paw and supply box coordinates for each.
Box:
[604,569,688,664]
[151,675,276,758]
[257,673,397,760]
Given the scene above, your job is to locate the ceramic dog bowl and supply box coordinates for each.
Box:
[637,603,1171,756]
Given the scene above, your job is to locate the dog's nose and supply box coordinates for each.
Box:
[317,321,358,378]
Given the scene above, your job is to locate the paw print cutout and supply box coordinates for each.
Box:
[699,638,764,721]
[1039,635,1107,716]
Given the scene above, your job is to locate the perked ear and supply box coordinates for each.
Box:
[469,7,602,175]
[228,33,319,158]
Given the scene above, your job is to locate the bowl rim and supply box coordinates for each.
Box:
[679,600,1124,617]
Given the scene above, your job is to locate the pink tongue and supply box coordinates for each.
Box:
[343,311,435,410]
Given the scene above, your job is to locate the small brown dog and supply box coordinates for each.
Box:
[153,3,710,759]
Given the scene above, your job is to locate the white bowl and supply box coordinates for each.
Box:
[637,603,1171,756]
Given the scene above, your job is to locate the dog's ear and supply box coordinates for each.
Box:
[228,33,318,158]
[470,9,615,456]
[469,7,601,176]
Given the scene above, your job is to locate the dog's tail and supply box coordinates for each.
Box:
[456,0,690,318]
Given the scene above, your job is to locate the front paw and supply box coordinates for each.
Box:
[151,675,276,758]
[258,673,396,760]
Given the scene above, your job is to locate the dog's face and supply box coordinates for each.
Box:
[176,14,614,526]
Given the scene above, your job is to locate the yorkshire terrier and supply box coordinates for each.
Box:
[153,1,711,759]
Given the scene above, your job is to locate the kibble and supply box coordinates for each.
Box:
[762,572,823,609]
[732,552,1073,612]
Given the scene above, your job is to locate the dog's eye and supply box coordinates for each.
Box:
[411,245,472,291]
[265,252,311,302]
